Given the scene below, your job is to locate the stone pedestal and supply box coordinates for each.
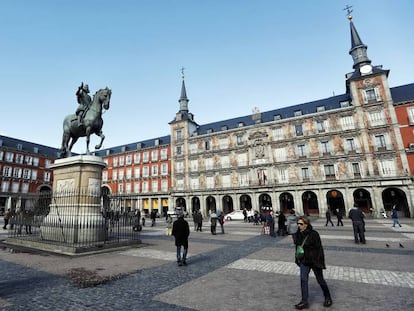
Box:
[40,155,107,245]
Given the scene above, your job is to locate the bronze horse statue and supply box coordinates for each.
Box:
[60,87,111,157]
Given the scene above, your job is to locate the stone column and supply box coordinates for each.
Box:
[40,155,106,245]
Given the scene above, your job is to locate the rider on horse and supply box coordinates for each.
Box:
[75,82,92,126]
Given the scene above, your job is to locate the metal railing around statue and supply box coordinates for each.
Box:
[6,190,141,251]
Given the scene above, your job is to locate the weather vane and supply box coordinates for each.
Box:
[343,4,353,20]
[181,66,185,80]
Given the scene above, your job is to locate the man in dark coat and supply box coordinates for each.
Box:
[293,216,332,310]
[172,210,190,266]
[348,203,366,244]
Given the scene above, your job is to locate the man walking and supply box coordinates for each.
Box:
[348,203,366,244]
[391,204,402,227]
[172,209,190,266]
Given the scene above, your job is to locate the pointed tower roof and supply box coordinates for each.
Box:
[347,14,371,70]
[178,67,189,112]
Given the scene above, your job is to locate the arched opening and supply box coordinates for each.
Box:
[279,192,294,213]
[239,195,252,212]
[191,197,200,214]
[206,196,216,213]
[222,195,233,214]
[302,191,319,216]
[175,197,187,213]
[326,190,345,216]
[382,188,410,218]
[353,188,373,214]
[258,193,272,212]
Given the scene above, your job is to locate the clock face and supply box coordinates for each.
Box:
[360,64,372,75]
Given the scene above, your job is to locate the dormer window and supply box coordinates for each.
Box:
[238,122,244,127]
[316,106,325,112]
[340,100,350,108]
[206,128,213,134]
[273,115,281,121]
[294,110,302,117]
[221,125,228,131]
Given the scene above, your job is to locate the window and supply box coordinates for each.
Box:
[161,180,168,192]
[12,182,19,193]
[1,181,10,192]
[205,140,211,151]
[321,141,330,154]
[294,110,302,117]
[324,165,336,179]
[102,171,108,181]
[316,120,326,132]
[352,163,361,176]
[151,150,158,161]
[378,159,395,176]
[126,168,132,179]
[152,165,158,176]
[134,168,140,178]
[31,170,37,180]
[221,125,228,131]
[113,157,118,167]
[375,134,386,149]
[15,154,23,164]
[45,159,52,168]
[297,144,306,157]
[161,163,168,175]
[112,170,118,180]
[278,169,287,183]
[142,181,149,193]
[119,156,124,166]
[176,129,182,140]
[134,182,140,193]
[21,183,29,193]
[238,122,244,127]
[295,124,303,136]
[23,169,31,179]
[143,152,149,162]
[364,89,378,102]
[160,149,168,160]
[340,100,350,108]
[0,151,3,161]
[369,111,385,127]
[125,183,131,194]
[274,147,287,161]
[126,155,132,165]
[340,116,355,130]
[143,166,149,177]
[316,106,325,112]
[44,171,51,182]
[219,137,228,149]
[13,168,22,178]
[3,166,11,177]
[346,138,356,151]
[152,181,158,192]
[408,107,414,124]
[273,115,281,121]
[5,152,13,162]
[118,184,123,193]
[118,169,124,180]
[176,162,184,174]
[176,146,182,155]
[206,128,213,134]
[237,135,244,145]
[134,153,140,164]
[302,167,310,180]
[272,128,284,141]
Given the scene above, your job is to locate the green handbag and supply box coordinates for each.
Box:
[295,235,308,259]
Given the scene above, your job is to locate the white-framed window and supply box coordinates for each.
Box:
[316,106,325,112]
[134,182,140,193]
[119,156,124,166]
[102,171,108,182]
[125,183,131,194]
[340,116,355,130]
[134,153,140,164]
[12,182,19,193]
[142,181,149,193]
[352,162,361,176]
[239,173,249,186]
[175,162,184,174]
[44,171,51,182]
[407,107,414,125]
[176,146,182,155]
[274,148,287,161]
[219,137,228,149]
[151,150,158,161]
[375,134,387,149]
[0,151,3,161]
[238,153,248,166]
[152,180,158,192]
[126,168,132,179]
[5,152,13,162]
[368,110,385,127]
[113,157,118,167]
[3,166,11,177]
[134,168,140,178]
[222,174,231,188]
[294,110,302,116]
[205,158,213,170]
[363,88,381,103]
[190,160,198,172]
[143,152,149,163]
[31,170,37,180]
[190,177,199,190]
[126,155,132,165]
[176,179,184,190]
[278,169,287,183]
[378,159,395,176]
[161,180,168,192]
[301,167,310,180]
[160,149,168,160]
[295,124,303,136]
[143,166,149,177]
[161,163,168,175]
[297,144,307,157]
[118,169,124,180]
[206,176,214,189]
[272,127,284,141]
[13,168,22,178]
[237,135,244,145]
[112,170,118,180]
[321,141,331,154]
[346,138,356,151]
[118,184,123,193]
[23,168,31,179]
[316,120,328,132]
[205,140,211,151]
[1,181,10,192]
[176,129,182,140]
[221,156,229,168]
[15,154,24,164]
[152,165,158,176]
[324,164,336,179]
[21,183,29,193]
[33,157,39,166]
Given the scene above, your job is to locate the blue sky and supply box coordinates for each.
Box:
[1,0,413,154]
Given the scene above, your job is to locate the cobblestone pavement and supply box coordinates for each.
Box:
[0,217,413,310]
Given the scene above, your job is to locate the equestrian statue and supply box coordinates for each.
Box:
[60,83,112,158]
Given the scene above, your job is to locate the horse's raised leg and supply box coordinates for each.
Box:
[95,130,105,150]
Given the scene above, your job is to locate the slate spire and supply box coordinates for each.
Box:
[178,67,189,112]
[348,14,371,70]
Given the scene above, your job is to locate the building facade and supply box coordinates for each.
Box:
[169,16,414,219]
[0,135,59,213]
[94,136,171,216]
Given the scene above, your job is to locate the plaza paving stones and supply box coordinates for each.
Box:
[0,218,413,310]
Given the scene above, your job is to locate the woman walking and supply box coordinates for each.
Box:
[293,216,332,309]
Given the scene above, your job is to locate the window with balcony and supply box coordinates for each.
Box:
[113,157,118,167]
[297,144,306,158]
[134,153,140,164]
[3,166,11,177]
[205,140,211,151]
[301,167,310,181]
[375,134,387,151]
[352,162,361,177]
[5,152,13,162]
[13,168,22,178]
[152,165,158,176]
[160,149,168,160]
[346,138,356,153]
[151,150,158,161]
[324,164,336,179]
[126,155,132,165]
[161,163,168,175]
[15,154,23,164]
[295,124,303,136]
[321,141,330,155]
[134,168,140,178]
[143,166,149,177]
[176,129,182,141]
[237,135,244,145]
[152,181,158,192]
[143,152,149,162]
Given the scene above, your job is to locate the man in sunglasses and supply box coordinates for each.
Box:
[293,216,332,309]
